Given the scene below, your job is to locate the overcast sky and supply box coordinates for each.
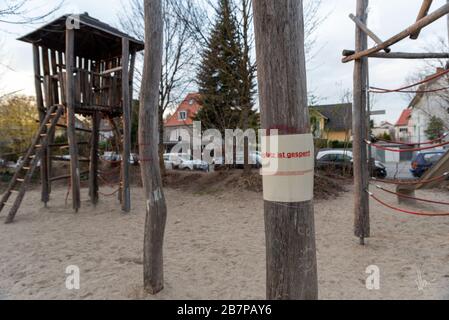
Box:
[1,0,448,124]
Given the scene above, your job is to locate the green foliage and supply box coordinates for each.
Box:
[425,116,445,140]
[377,132,392,141]
[195,0,258,133]
[0,95,39,159]
[329,140,353,149]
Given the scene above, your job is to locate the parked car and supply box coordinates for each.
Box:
[130,153,140,165]
[179,157,209,171]
[410,151,446,178]
[163,154,174,170]
[164,153,191,169]
[101,152,121,163]
[213,152,262,168]
[101,152,139,165]
[15,156,41,169]
[316,150,387,178]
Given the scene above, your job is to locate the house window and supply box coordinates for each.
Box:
[179,111,187,120]
[399,128,408,133]
[189,99,194,106]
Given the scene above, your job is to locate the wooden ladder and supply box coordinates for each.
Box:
[0,105,65,224]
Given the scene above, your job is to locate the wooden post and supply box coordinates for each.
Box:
[352,0,370,245]
[89,111,100,205]
[32,45,50,206]
[47,49,60,196]
[40,47,51,206]
[253,0,318,300]
[122,38,131,213]
[66,28,81,212]
[141,0,167,295]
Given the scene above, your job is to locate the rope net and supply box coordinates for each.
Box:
[367,191,449,217]
[367,140,449,153]
[373,133,448,147]
[369,68,449,94]
[371,172,448,185]
[374,185,449,206]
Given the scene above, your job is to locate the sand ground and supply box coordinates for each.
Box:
[1,182,449,300]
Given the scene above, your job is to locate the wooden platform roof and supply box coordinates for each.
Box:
[18,13,144,60]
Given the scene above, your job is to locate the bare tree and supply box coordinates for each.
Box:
[174,0,325,61]
[0,0,64,24]
[120,0,199,173]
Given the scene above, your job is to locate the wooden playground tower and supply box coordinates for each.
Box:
[0,13,144,223]
[343,0,449,244]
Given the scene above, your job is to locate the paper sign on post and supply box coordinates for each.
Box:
[261,134,315,203]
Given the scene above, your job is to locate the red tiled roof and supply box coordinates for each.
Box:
[395,109,412,127]
[165,93,202,127]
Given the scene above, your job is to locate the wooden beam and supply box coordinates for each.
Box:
[34,120,93,133]
[349,14,391,53]
[253,0,318,299]
[122,38,131,213]
[352,0,370,244]
[32,45,49,206]
[51,157,90,163]
[41,48,51,206]
[100,66,122,76]
[50,142,89,149]
[410,0,434,39]
[51,171,89,183]
[343,50,449,59]
[66,28,81,212]
[141,0,167,295]
[343,2,449,63]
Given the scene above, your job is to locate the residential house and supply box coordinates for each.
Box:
[164,93,202,152]
[395,109,412,142]
[310,103,353,142]
[407,67,449,143]
[372,121,395,138]
[164,96,354,153]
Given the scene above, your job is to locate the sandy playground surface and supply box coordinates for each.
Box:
[1,173,449,300]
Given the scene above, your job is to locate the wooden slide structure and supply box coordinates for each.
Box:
[397,149,449,200]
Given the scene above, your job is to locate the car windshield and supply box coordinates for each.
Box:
[422,153,444,164]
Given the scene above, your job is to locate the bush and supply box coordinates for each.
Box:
[329,140,352,149]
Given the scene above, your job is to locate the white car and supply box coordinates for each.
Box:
[179,158,209,171]
[316,149,353,161]
[164,153,191,169]
[213,152,262,168]
[15,156,41,168]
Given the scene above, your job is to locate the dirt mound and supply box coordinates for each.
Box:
[162,169,349,200]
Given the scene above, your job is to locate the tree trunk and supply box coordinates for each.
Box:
[352,0,370,244]
[140,0,167,295]
[253,0,318,300]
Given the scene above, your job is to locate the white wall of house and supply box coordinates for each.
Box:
[395,125,411,142]
[410,79,449,143]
